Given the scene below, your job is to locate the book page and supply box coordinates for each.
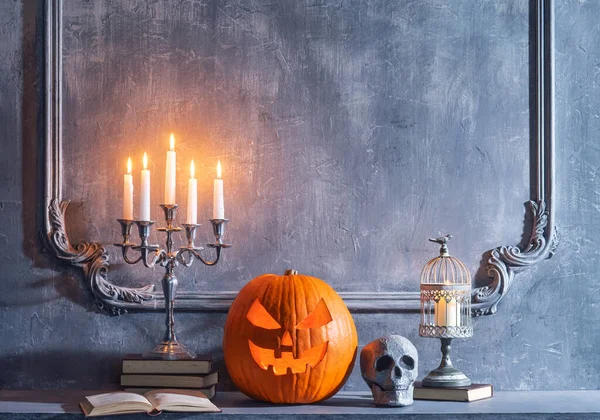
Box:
[145,389,218,412]
[87,392,151,408]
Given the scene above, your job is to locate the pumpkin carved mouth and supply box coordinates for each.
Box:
[248,339,329,375]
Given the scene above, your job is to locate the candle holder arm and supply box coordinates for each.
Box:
[199,246,222,266]
[137,246,167,268]
[177,246,222,267]
[115,220,143,264]
[120,245,143,265]
[178,221,230,267]
[176,248,196,267]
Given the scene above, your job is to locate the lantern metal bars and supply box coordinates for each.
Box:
[419,235,473,388]
[115,204,231,360]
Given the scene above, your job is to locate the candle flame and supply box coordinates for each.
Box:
[190,159,195,179]
[169,133,175,151]
[127,157,132,174]
[143,152,148,170]
[217,160,222,179]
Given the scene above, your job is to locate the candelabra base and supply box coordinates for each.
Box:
[143,340,197,360]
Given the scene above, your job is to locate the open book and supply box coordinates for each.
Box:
[80,389,221,417]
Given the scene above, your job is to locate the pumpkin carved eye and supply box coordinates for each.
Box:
[296,298,332,329]
[246,299,281,330]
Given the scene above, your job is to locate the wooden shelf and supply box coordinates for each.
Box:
[1,390,600,419]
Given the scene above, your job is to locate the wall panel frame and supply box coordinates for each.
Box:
[43,0,558,315]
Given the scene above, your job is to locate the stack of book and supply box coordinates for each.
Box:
[120,354,218,399]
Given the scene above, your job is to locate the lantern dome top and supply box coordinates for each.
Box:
[420,234,471,285]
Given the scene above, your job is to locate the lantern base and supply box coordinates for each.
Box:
[143,340,196,360]
[422,366,471,388]
[422,337,471,388]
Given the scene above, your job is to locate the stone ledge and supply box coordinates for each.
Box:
[1,390,600,419]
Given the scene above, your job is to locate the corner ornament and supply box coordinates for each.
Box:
[48,199,155,315]
[472,200,558,316]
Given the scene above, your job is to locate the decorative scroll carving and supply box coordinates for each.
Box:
[48,199,155,315]
[472,200,559,316]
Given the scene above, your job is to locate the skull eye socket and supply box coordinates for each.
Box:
[246,299,282,330]
[400,355,415,370]
[295,299,332,330]
[375,355,394,371]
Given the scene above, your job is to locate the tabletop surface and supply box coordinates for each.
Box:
[1,389,600,416]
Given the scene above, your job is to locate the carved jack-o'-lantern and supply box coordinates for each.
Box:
[223,270,358,404]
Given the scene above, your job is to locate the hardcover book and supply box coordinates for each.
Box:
[80,389,220,417]
[122,354,212,374]
[413,382,493,402]
[120,371,219,389]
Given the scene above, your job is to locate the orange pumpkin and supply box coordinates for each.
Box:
[223,269,358,404]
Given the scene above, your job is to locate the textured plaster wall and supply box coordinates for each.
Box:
[0,0,598,392]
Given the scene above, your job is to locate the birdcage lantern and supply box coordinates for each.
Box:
[419,234,473,388]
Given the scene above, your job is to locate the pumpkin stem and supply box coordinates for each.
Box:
[284,269,298,276]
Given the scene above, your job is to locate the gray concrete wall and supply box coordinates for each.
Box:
[0,0,598,391]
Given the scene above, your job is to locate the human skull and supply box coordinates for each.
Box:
[360,335,418,406]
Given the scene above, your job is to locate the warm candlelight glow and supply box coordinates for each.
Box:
[170,133,175,151]
[190,160,195,179]
[126,157,132,174]
[217,160,222,179]
[143,152,148,169]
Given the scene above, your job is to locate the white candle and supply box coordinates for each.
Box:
[435,297,460,327]
[123,157,134,220]
[446,298,460,326]
[435,298,446,326]
[213,160,225,219]
[187,160,197,224]
[140,152,151,221]
[164,133,176,204]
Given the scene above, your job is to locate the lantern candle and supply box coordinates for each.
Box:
[187,160,197,224]
[213,161,225,219]
[123,157,133,220]
[446,298,460,326]
[140,152,151,221]
[434,298,445,327]
[164,133,176,205]
[435,297,460,327]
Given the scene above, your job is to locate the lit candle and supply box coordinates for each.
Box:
[140,152,151,221]
[435,297,460,327]
[446,298,460,326]
[164,133,176,204]
[123,157,133,220]
[435,298,446,327]
[213,161,224,219]
[187,160,197,224]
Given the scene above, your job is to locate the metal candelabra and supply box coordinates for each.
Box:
[115,204,230,360]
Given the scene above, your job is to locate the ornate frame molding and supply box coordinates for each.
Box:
[471,0,558,316]
[44,0,557,314]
